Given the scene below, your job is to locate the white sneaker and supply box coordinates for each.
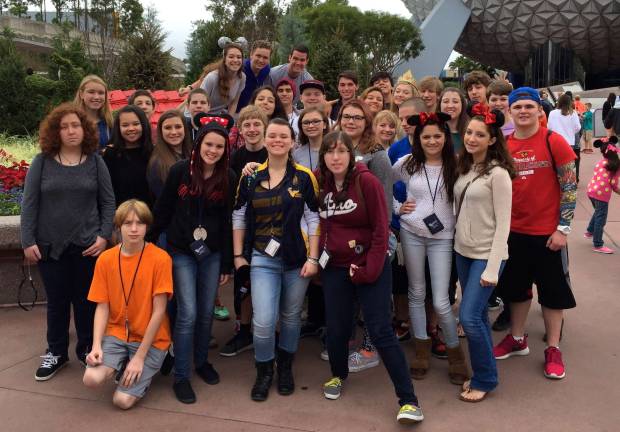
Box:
[348,349,379,372]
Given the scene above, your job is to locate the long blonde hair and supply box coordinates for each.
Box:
[390,80,420,113]
[73,75,113,127]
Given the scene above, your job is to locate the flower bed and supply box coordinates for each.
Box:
[0,149,29,216]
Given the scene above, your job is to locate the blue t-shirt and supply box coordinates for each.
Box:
[236,59,271,113]
[97,119,111,150]
[388,136,412,230]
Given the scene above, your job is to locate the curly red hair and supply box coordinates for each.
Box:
[39,103,99,155]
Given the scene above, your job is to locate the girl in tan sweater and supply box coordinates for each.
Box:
[454,103,515,402]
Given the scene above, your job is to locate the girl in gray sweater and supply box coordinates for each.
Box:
[21,103,115,382]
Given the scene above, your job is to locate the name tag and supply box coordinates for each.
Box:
[319,250,331,269]
[265,238,281,257]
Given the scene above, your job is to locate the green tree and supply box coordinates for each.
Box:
[0,29,47,135]
[29,0,45,21]
[449,55,496,78]
[276,11,308,64]
[9,0,28,17]
[119,0,143,37]
[51,0,68,22]
[185,20,222,83]
[311,37,354,100]
[359,11,423,74]
[116,7,173,89]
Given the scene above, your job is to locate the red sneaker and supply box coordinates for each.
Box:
[493,334,530,360]
[544,346,566,379]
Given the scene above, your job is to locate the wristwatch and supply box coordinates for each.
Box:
[557,225,571,235]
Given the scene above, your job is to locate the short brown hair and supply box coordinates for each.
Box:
[418,76,444,94]
[238,105,268,128]
[187,88,209,105]
[338,70,358,85]
[39,103,99,155]
[114,199,153,228]
[463,70,492,91]
[251,40,272,52]
[487,80,513,97]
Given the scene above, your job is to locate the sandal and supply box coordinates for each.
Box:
[459,388,488,403]
[462,380,471,392]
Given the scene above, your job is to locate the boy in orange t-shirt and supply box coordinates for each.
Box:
[83,200,173,409]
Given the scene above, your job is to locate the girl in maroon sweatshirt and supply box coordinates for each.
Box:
[317,131,423,424]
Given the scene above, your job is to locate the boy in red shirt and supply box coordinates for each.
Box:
[83,199,173,409]
[493,87,577,380]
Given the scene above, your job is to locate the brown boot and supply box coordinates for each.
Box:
[446,344,470,385]
[410,338,432,380]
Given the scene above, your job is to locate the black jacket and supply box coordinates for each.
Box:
[148,160,234,273]
[604,107,620,135]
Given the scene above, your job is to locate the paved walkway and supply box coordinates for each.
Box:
[1,153,619,432]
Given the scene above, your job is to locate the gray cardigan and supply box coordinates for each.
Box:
[20,153,116,260]
[356,148,393,221]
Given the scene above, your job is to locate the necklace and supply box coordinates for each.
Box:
[118,242,146,341]
[58,151,83,166]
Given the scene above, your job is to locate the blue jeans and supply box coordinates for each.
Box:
[400,228,459,347]
[455,253,505,392]
[321,257,418,407]
[587,198,609,248]
[250,250,310,362]
[171,251,221,381]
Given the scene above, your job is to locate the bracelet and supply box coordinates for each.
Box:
[234,254,244,258]
[307,257,319,265]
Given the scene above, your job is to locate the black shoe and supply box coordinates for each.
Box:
[35,351,68,381]
[196,362,220,385]
[276,349,295,396]
[219,331,253,357]
[492,308,512,332]
[300,321,322,338]
[173,379,196,404]
[160,351,174,376]
[487,295,502,311]
[251,360,274,402]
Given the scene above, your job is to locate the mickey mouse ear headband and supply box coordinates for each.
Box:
[594,135,619,153]
[193,112,235,135]
[467,103,505,128]
[407,111,451,127]
[217,36,248,51]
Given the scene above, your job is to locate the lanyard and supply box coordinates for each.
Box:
[266,166,283,237]
[422,164,442,208]
[118,242,146,341]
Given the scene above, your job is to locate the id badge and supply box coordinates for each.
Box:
[265,237,281,257]
[422,213,445,235]
[190,239,211,261]
[319,250,331,269]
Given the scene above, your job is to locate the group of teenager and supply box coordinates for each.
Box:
[21,38,595,425]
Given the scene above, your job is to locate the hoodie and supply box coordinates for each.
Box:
[319,163,388,284]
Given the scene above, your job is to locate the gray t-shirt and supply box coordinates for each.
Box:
[355,148,393,221]
[268,64,313,105]
[293,145,319,171]
[20,153,116,259]
[201,70,247,114]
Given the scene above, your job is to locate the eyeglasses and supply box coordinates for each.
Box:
[325,149,350,155]
[301,119,323,126]
[341,114,365,122]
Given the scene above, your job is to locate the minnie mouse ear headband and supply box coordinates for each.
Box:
[594,135,619,154]
[467,103,505,128]
[193,112,235,138]
[407,111,451,127]
[218,36,248,51]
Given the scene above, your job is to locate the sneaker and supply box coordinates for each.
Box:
[196,362,220,385]
[320,349,329,361]
[493,334,530,360]
[35,352,67,381]
[323,377,343,400]
[214,305,230,321]
[397,404,424,424]
[544,346,566,379]
[348,349,380,372]
[430,328,448,359]
[219,331,253,357]
[593,246,614,254]
[487,295,502,311]
[492,308,511,332]
[395,322,411,341]
[583,231,593,239]
[173,379,196,404]
[77,351,88,368]
[300,321,322,338]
